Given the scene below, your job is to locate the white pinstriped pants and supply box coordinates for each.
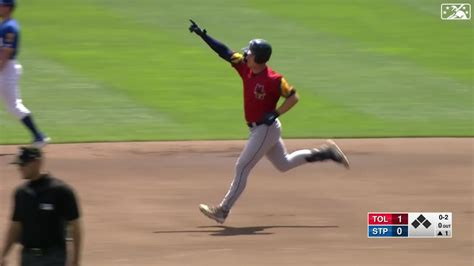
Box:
[0,60,31,119]
[219,119,312,211]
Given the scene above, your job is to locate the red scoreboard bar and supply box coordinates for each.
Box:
[368,213,408,225]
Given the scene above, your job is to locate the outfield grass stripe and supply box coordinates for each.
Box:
[0,53,183,144]
[1,0,469,142]
[17,0,246,125]
[232,1,473,127]
[90,1,472,123]
[246,0,473,83]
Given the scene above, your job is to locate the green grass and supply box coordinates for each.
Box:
[0,0,472,144]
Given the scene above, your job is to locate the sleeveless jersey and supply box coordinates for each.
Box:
[230,53,293,123]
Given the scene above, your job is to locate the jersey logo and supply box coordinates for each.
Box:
[39,203,55,211]
[254,83,266,100]
[5,33,15,43]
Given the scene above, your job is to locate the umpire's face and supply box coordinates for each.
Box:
[19,159,42,180]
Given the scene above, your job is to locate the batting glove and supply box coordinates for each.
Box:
[261,111,279,126]
[189,19,207,36]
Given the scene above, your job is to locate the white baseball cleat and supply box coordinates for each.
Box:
[32,136,51,149]
[306,139,350,169]
[199,204,229,224]
[325,139,350,169]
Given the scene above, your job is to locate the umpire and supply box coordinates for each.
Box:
[1,147,82,266]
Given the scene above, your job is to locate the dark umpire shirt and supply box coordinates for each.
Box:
[12,174,80,249]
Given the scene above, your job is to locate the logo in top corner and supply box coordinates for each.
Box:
[441,3,471,20]
[254,83,266,100]
[5,33,15,43]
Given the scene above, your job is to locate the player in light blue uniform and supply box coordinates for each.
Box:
[0,0,49,148]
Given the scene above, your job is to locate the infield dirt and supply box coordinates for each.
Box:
[0,138,472,265]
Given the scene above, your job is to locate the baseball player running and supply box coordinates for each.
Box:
[0,0,50,148]
[189,19,350,224]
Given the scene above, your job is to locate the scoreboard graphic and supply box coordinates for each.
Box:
[368,212,452,238]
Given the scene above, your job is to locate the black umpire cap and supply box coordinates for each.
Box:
[10,147,42,166]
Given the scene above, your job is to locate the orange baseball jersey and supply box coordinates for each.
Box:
[230,53,294,123]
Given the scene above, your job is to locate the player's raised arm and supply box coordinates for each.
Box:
[188,19,235,63]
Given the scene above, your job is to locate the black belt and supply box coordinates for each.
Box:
[247,121,264,128]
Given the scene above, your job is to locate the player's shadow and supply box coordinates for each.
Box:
[153,225,338,236]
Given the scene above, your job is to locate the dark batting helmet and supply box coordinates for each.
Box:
[244,39,272,64]
[0,0,15,6]
[0,0,15,9]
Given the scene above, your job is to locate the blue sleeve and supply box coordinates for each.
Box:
[200,33,234,62]
[1,25,18,50]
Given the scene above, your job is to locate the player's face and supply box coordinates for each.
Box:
[0,5,10,17]
[245,52,256,68]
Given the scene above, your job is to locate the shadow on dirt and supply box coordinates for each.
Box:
[153,225,338,236]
